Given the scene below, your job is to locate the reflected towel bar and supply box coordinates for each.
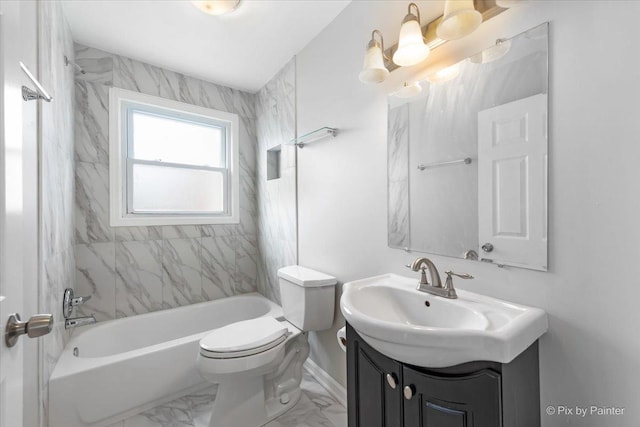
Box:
[417,157,472,171]
[20,62,52,102]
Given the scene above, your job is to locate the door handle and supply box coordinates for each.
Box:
[5,313,53,347]
[481,243,494,253]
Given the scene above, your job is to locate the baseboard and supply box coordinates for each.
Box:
[303,358,347,406]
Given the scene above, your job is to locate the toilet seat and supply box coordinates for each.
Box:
[200,317,288,359]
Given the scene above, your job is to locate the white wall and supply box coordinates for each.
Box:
[296,1,640,425]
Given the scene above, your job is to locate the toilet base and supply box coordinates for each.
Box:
[207,377,302,427]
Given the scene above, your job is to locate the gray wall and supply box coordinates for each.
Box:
[38,1,75,425]
[73,44,259,320]
[296,1,640,426]
[255,59,297,303]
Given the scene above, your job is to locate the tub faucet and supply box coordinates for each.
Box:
[65,315,96,329]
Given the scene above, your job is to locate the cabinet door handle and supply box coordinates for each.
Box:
[403,385,415,400]
[386,373,397,389]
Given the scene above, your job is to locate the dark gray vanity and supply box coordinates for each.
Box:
[346,324,542,427]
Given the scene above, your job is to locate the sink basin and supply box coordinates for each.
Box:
[340,274,548,367]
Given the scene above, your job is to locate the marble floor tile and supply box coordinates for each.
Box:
[118,371,346,427]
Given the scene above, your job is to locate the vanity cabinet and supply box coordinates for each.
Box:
[346,324,541,427]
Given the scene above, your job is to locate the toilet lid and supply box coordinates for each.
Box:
[200,317,288,354]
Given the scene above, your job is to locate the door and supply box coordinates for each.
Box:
[0,2,41,427]
[477,94,548,270]
[402,366,502,427]
[347,324,403,427]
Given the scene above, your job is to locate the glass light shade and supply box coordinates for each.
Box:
[393,18,430,67]
[426,64,460,83]
[395,82,423,99]
[191,0,240,16]
[359,42,389,84]
[436,0,482,41]
[496,0,527,7]
[469,39,512,64]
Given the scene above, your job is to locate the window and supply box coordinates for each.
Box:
[109,88,239,226]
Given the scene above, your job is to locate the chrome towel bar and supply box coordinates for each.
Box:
[417,157,472,171]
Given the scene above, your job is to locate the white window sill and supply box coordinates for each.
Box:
[110,214,239,227]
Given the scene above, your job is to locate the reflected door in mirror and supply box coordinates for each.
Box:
[478,94,548,270]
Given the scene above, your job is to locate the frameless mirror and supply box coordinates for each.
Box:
[388,23,548,270]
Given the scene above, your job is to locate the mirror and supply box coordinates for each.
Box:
[388,23,548,270]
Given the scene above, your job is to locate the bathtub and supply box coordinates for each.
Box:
[49,293,283,427]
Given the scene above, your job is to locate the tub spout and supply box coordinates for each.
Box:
[65,315,96,329]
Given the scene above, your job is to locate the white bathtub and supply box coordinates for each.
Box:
[49,293,283,427]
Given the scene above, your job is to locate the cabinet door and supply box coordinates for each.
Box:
[403,366,502,427]
[346,324,403,427]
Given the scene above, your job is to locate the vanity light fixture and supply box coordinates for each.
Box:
[469,38,512,64]
[426,63,460,83]
[394,81,423,99]
[359,1,513,83]
[436,0,482,41]
[191,0,240,16]
[393,3,430,67]
[359,30,390,84]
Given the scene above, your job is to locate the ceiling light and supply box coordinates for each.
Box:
[496,0,528,7]
[469,38,512,64]
[359,30,390,84]
[191,0,240,16]
[437,0,482,41]
[426,64,460,83]
[394,82,423,99]
[392,3,430,67]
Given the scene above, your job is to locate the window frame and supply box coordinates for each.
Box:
[109,87,240,226]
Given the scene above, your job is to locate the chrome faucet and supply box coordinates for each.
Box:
[410,257,442,289]
[62,288,96,329]
[409,258,473,299]
[65,315,96,329]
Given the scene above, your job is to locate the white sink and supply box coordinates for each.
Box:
[340,274,548,367]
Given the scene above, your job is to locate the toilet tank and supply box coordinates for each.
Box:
[277,266,337,331]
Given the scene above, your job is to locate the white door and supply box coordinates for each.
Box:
[478,94,548,270]
[0,2,46,427]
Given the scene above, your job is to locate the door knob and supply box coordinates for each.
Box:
[386,373,398,389]
[403,385,415,400]
[481,243,494,253]
[5,313,53,348]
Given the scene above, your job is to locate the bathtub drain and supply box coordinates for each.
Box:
[73,347,79,357]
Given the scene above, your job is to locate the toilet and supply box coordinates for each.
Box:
[196,265,337,427]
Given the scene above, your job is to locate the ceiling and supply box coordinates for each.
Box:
[61,0,351,93]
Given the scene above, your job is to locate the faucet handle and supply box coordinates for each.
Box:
[445,271,474,280]
[442,271,473,299]
[71,294,91,306]
[63,288,92,319]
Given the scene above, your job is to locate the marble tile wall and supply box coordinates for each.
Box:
[73,44,259,320]
[38,2,76,426]
[387,104,410,249]
[255,59,298,304]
